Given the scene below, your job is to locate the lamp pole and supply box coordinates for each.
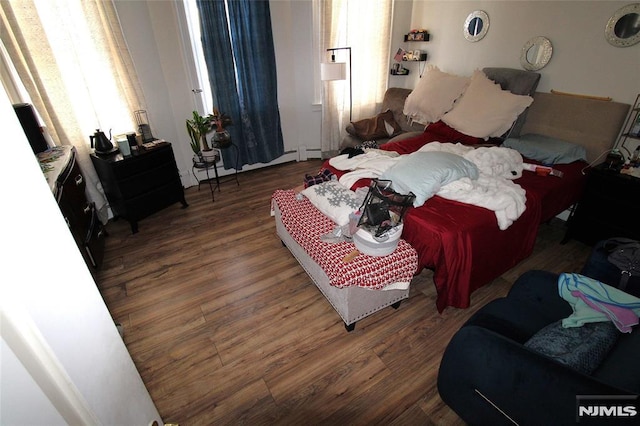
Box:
[326,47,352,122]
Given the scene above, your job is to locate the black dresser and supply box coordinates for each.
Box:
[91,142,188,233]
[38,146,105,269]
[565,164,640,245]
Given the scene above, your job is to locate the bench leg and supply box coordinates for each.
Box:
[344,322,356,332]
[391,301,402,309]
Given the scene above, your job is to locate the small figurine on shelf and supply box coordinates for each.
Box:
[405,29,429,42]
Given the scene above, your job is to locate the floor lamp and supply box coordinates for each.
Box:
[320,47,352,122]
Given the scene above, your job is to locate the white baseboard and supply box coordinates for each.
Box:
[180,151,302,188]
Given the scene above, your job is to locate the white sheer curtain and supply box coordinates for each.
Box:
[0,0,146,221]
[317,0,393,158]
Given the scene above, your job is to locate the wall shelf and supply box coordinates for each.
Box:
[404,32,429,42]
[402,53,427,62]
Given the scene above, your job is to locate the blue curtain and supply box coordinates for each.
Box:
[196,0,284,168]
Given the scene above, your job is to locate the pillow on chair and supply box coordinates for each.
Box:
[524,320,619,374]
[347,110,402,140]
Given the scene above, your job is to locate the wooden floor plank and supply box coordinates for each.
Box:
[94,159,593,425]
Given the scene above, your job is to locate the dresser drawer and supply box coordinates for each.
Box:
[123,180,185,222]
[58,157,92,239]
[111,144,175,180]
[82,204,106,268]
[117,162,180,199]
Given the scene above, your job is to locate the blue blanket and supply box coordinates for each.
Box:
[558,273,640,333]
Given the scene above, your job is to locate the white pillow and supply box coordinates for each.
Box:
[441,70,534,139]
[301,181,360,226]
[403,65,470,125]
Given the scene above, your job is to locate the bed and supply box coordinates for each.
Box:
[311,68,630,313]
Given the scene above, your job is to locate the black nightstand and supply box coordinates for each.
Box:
[564,164,640,245]
[91,142,188,233]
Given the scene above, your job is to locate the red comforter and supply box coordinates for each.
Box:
[324,121,587,312]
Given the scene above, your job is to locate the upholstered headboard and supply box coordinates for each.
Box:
[520,92,630,164]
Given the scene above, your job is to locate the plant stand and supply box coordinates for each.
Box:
[214,141,241,189]
[192,155,219,202]
[191,142,240,202]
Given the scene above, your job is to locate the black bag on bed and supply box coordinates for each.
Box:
[357,179,415,236]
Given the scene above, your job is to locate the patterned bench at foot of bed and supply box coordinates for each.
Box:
[271,189,418,331]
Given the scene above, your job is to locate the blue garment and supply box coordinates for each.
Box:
[197,0,285,168]
[558,273,640,332]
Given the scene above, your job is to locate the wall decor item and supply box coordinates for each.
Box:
[404,30,430,42]
[520,36,553,71]
[605,3,640,47]
[463,10,489,42]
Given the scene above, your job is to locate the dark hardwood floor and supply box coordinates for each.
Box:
[95,159,592,425]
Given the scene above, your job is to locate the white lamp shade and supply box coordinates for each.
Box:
[320,62,347,81]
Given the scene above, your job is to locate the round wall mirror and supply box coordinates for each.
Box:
[605,3,640,47]
[520,36,553,71]
[464,10,489,42]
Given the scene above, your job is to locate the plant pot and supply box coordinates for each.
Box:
[201,149,220,163]
[212,130,231,149]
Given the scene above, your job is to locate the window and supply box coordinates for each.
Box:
[1,0,145,215]
[314,0,393,155]
[182,0,213,114]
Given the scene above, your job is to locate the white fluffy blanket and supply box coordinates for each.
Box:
[328,142,526,230]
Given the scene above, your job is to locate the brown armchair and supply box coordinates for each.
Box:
[340,88,425,151]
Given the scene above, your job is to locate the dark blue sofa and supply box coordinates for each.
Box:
[437,242,640,425]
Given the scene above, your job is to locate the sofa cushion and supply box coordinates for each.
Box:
[348,109,402,140]
[381,88,426,133]
[524,320,619,374]
[403,65,469,125]
[592,328,640,393]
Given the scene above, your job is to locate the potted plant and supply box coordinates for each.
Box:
[186,110,214,162]
[186,109,232,162]
[210,108,233,149]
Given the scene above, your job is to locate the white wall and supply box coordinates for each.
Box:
[0,84,162,426]
[405,1,639,106]
[114,0,639,178]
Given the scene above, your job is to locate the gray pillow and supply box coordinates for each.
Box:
[524,320,619,374]
[503,133,587,164]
